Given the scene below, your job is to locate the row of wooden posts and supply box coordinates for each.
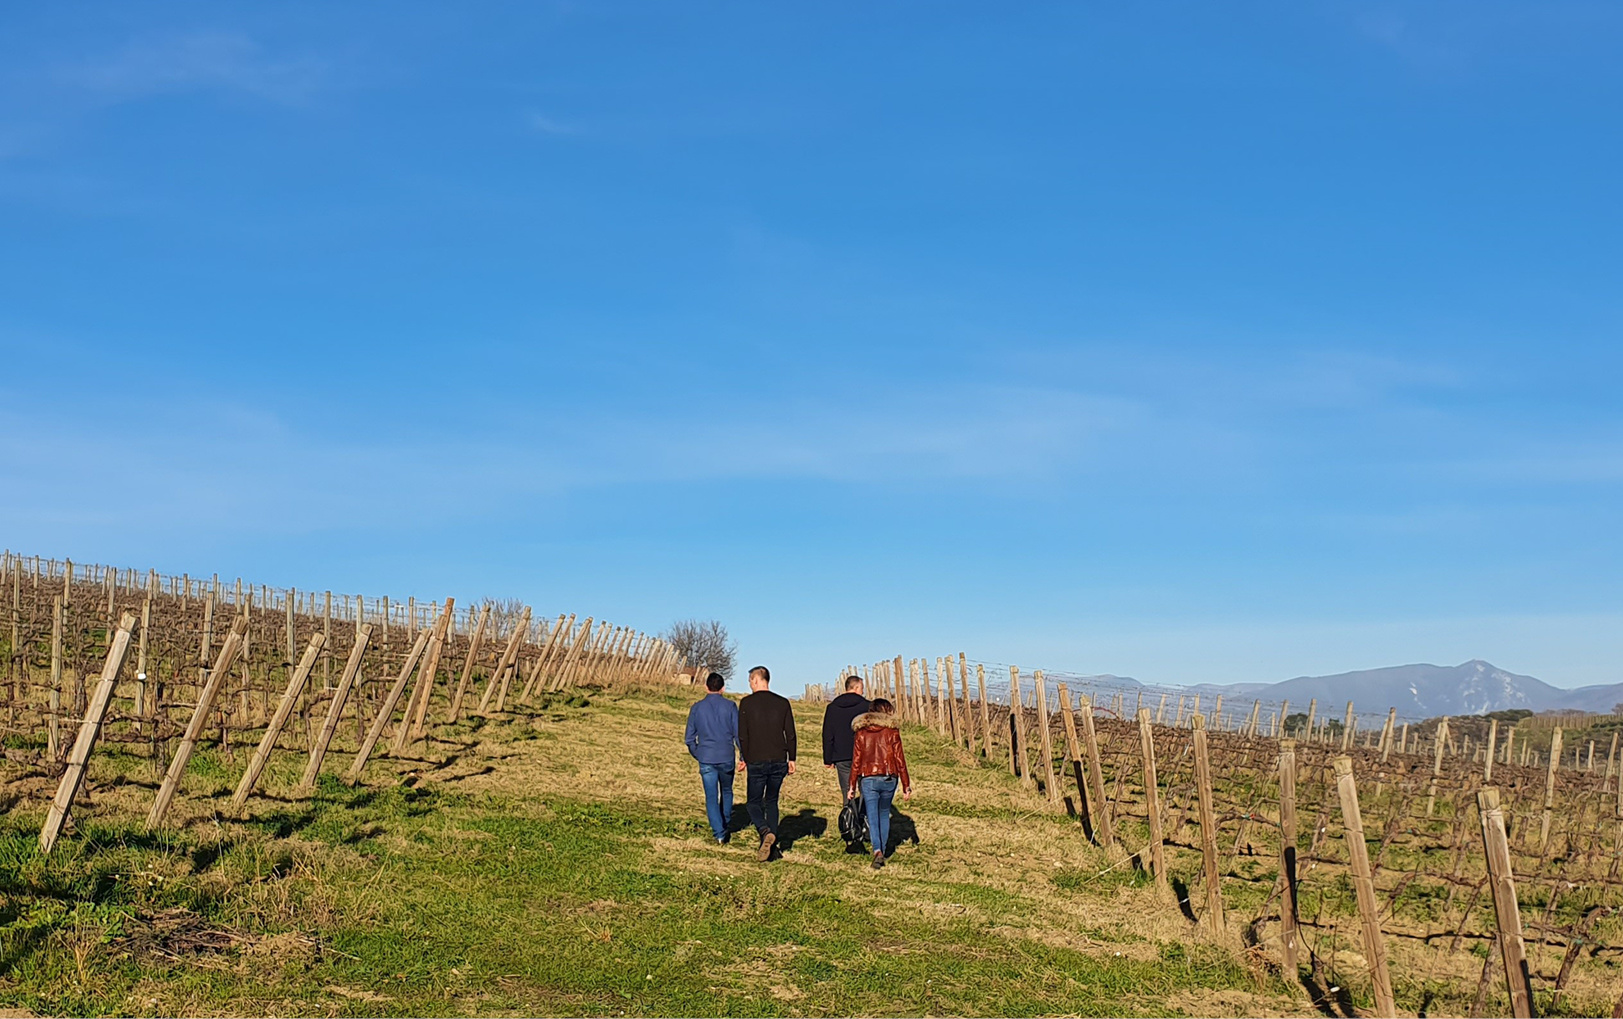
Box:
[842,657,1622,846]
[5,553,682,855]
[835,656,1621,1018]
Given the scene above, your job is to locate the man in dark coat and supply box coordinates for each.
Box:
[822,674,870,803]
[738,665,796,861]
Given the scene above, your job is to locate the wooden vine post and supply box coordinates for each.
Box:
[147,615,248,829]
[1034,669,1058,804]
[1191,714,1224,932]
[346,630,431,783]
[1056,684,1092,835]
[1427,718,1450,817]
[517,613,568,702]
[976,663,991,759]
[39,612,138,853]
[1477,787,1535,1018]
[232,633,326,809]
[1540,727,1562,850]
[1332,756,1396,1017]
[300,624,373,788]
[958,652,974,754]
[1485,717,1499,782]
[1080,693,1113,846]
[476,607,530,713]
[1009,667,1028,784]
[48,595,63,760]
[401,600,455,748]
[1277,738,1300,981]
[1138,708,1169,896]
[448,604,491,721]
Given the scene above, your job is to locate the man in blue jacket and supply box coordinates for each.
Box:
[684,672,740,844]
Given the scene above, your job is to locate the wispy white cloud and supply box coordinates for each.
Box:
[55,31,328,105]
[526,111,578,135]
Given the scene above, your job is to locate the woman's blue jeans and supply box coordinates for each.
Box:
[859,775,898,854]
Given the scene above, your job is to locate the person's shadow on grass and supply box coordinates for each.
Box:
[881,806,920,856]
[776,808,826,852]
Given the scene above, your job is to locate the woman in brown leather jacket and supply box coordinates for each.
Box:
[847,698,911,869]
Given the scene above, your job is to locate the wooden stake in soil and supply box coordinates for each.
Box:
[300,624,373,788]
[1485,718,1499,783]
[401,599,454,747]
[39,612,138,854]
[1035,669,1058,804]
[448,604,490,721]
[1080,693,1113,847]
[48,595,63,760]
[1540,727,1562,850]
[1138,709,1170,896]
[518,614,567,701]
[134,584,152,731]
[958,652,974,754]
[1427,718,1450,817]
[1331,756,1396,1018]
[1277,739,1300,981]
[1341,700,1355,750]
[1477,787,1535,1018]
[1056,684,1092,834]
[1191,715,1224,932]
[346,630,431,783]
[976,663,990,759]
[146,615,248,829]
[1009,667,1027,782]
[231,632,325,810]
[476,607,530,713]
[323,591,333,690]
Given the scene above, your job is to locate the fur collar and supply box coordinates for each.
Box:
[852,712,900,731]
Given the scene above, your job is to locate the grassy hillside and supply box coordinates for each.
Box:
[0,689,1306,1016]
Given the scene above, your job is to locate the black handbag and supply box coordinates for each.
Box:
[838,797,868,844]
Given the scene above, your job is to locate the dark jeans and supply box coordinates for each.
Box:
[860,775,899,854]
[697,761,734,839]
[745,759,790,837]
[834,760,856,803]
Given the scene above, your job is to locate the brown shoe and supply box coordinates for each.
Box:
[756,831,776,862]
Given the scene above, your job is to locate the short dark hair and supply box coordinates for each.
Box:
[871,698,894,713]
[749,665,770,683]
[843,674,863,691]
[705,672,725,692]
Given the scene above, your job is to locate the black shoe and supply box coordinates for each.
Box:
[871,851,885,870]
[757,831,776,862]
[715,834,729,845]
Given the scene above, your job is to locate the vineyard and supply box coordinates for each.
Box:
[2,550,1621,1016]
[827,655,1623,1018]
[0,554,674,840]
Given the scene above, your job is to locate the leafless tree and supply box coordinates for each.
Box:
[664,619,737,681]
[482,597,529,640]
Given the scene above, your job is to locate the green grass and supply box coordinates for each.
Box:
[0,765,1269,1016]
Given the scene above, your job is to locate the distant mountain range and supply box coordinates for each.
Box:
[1060,661,1623,719]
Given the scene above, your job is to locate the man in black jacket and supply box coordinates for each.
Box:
[738,665,796,861]
[822,674,870,804]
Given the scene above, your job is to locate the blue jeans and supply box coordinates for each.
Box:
[745,759,790,836]
[698,762,734,839]
[860,775,899,854]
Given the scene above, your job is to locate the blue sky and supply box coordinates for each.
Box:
[3,3,1622,693]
